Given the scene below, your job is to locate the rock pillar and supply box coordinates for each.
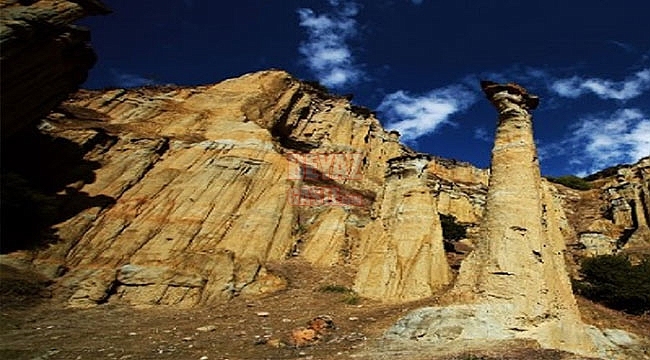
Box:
[453,82,567,311]
[448,81,595,352]
[384,82,644,359]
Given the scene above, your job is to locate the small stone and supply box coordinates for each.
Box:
[256,311,270,317]
[348,317,359,321]
[196,325,217,332]
[128,332,137,336]
[267,338,285,348]
[199,356,208,360]
[299,351,307,356]
[182,337,193,341]
[282,318,292,323]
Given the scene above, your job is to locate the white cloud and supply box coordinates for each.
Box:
[550,68,650,100]
[377,85,476,142]
[297,1,363,89]
[608,40,635,53]
[541,108,650,175]
[473,127,491,142]
[111,69,155,88]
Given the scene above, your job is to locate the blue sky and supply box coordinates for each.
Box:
[80,0,650,176]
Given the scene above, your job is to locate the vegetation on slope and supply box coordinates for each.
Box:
[547,175,592,190]
[440,214,468,241]
[573,254,650,315]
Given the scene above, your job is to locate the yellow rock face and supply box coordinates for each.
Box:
[354,155,451,301]
[8,70,456,307]
[3,70,646,320]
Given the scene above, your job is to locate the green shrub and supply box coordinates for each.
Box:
[547,175,592,190]
[440,214,467,241]
[303,80,329,93]
[319,284,360,305]
[319,284,352,293]
[343,293,360,305]
[573,254,650,314]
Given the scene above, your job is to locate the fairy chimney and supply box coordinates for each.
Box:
[448,81,597,352]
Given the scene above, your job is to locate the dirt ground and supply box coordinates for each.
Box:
[1,260,648,360]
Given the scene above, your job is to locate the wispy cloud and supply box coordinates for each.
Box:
[541,108,650,175]
[550,68,650,100]
[111,69,155,88]
[473,127,491,142]
[377,85,476,142]
[607,40,635,53]
[297,1,363,89]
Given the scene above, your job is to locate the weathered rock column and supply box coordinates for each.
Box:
[447,81,597,351]
[453,82,563,311]
[383,82,646,359]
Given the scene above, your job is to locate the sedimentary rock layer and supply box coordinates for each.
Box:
[1,70,647,315]
[1,71,459,307]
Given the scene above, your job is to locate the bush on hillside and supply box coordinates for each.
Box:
[303,80,329,94]
[573,254,650,314]
[547,175,592,190]
[440,214,467,241]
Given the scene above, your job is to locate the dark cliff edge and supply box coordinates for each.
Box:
[0,0,109,138]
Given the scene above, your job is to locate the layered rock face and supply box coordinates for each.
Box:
[353,154,451,300]
[384,82,644,359]
[0,69,646,356]
[559,158,650,259]
[0,0,109,137]
[2,71,461,307]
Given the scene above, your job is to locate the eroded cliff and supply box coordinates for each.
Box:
[558,158,650,260]
[2,70,648,313]
[2,71,466,307]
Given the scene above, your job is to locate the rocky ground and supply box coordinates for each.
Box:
[2,259,648,360]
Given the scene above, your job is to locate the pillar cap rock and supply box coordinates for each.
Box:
[480,80,540,111]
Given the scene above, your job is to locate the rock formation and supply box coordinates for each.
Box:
[0,0,109,137]
[353,154,451,301]
[0,68,647,357]
[559,157,650,260]
[2,68,646,309]
[0,71,455,307]
[383,81,645,359]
